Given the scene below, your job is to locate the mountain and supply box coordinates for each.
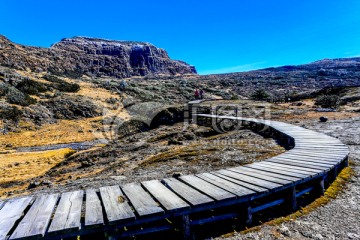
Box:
[262,57,360,72]
[200,57,360,97]
[0,35,197,78]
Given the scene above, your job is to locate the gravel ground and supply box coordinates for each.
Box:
[217,117,360,240]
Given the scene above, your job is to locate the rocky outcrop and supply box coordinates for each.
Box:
[43,96,101,119]
[0,35,197,78]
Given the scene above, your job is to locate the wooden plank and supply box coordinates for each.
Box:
[162,178,214,206]
[10,194,59,240]
[267,159,329,170]
[295,146,345,150]
[142,180,190,212]
[294,148,349,155]
[48,191,83,234]
[271,155,334,166]
[256,162,323,174]
[282,154,342,164]
[99,185,135,224]
[245,164,313,178]
[294,146,348,151]
[212,172,268,193]
[235,166,300,182]
[289,150,347,157]
[287,151,342,157]
[179,175,236,201]
[295,142,343,145]
[196,172,255,197]
[229,167,292,184]
[85,189,104,227]
[122,183,164,217]
[272,157,334,167]
[216,169,282,190]
[0,197,33,240]
[295,137,341,140]
[279,154,340,164]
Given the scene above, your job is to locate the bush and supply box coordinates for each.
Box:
[7,87,37,106]
[0,106,22,122]
[315,95,341,108]
[16,78,47,95]
[251,89,270,100]
[0,83,36,106]
[43,75,80,93]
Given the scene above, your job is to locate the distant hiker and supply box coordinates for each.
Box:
[194,89,199,99]
[200,89,204,99]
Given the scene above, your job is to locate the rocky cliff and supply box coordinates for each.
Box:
[0,35,197,78]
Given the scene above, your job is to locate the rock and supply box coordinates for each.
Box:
[81,160,94,168]
[278,225,291,236]
[168,138,183,145]
[314,233,324,240]
[347,233,360,239]
[172,172,182,178]
[320,116,328,122]
[41,180,53,186]
[0,35,197,78]
[110,176,127,181]
[28,181,40,189]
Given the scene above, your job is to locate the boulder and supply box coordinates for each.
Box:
[319,116,328,122]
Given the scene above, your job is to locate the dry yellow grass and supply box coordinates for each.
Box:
[0,148,75,185]
[0,117,102,149]
[0,71,132,150]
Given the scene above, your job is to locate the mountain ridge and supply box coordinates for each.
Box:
[0,35,197,78]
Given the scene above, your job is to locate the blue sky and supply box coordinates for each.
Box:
[1,0,360,75]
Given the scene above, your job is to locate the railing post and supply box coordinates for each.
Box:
[344,156,349,167]
[105,231,119,240]
[317,178,325,196]
[182,215,192,240]
[289,186,297,211]
[191,105,198,124]
[331,167,338,182]
[245,202,252,225]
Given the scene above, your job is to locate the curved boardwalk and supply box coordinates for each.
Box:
[0,115,349,240]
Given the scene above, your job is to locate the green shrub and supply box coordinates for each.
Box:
[0,106,22,122]
[251,89,270,100]
[16,78,47,95]
[0,83,36,106]
[315,95,341,108]
[43,75,80,92]
[7,87,37,106]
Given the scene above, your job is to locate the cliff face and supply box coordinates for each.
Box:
[0,35,197,78]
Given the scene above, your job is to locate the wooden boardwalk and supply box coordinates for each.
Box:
[0,115,349,240]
